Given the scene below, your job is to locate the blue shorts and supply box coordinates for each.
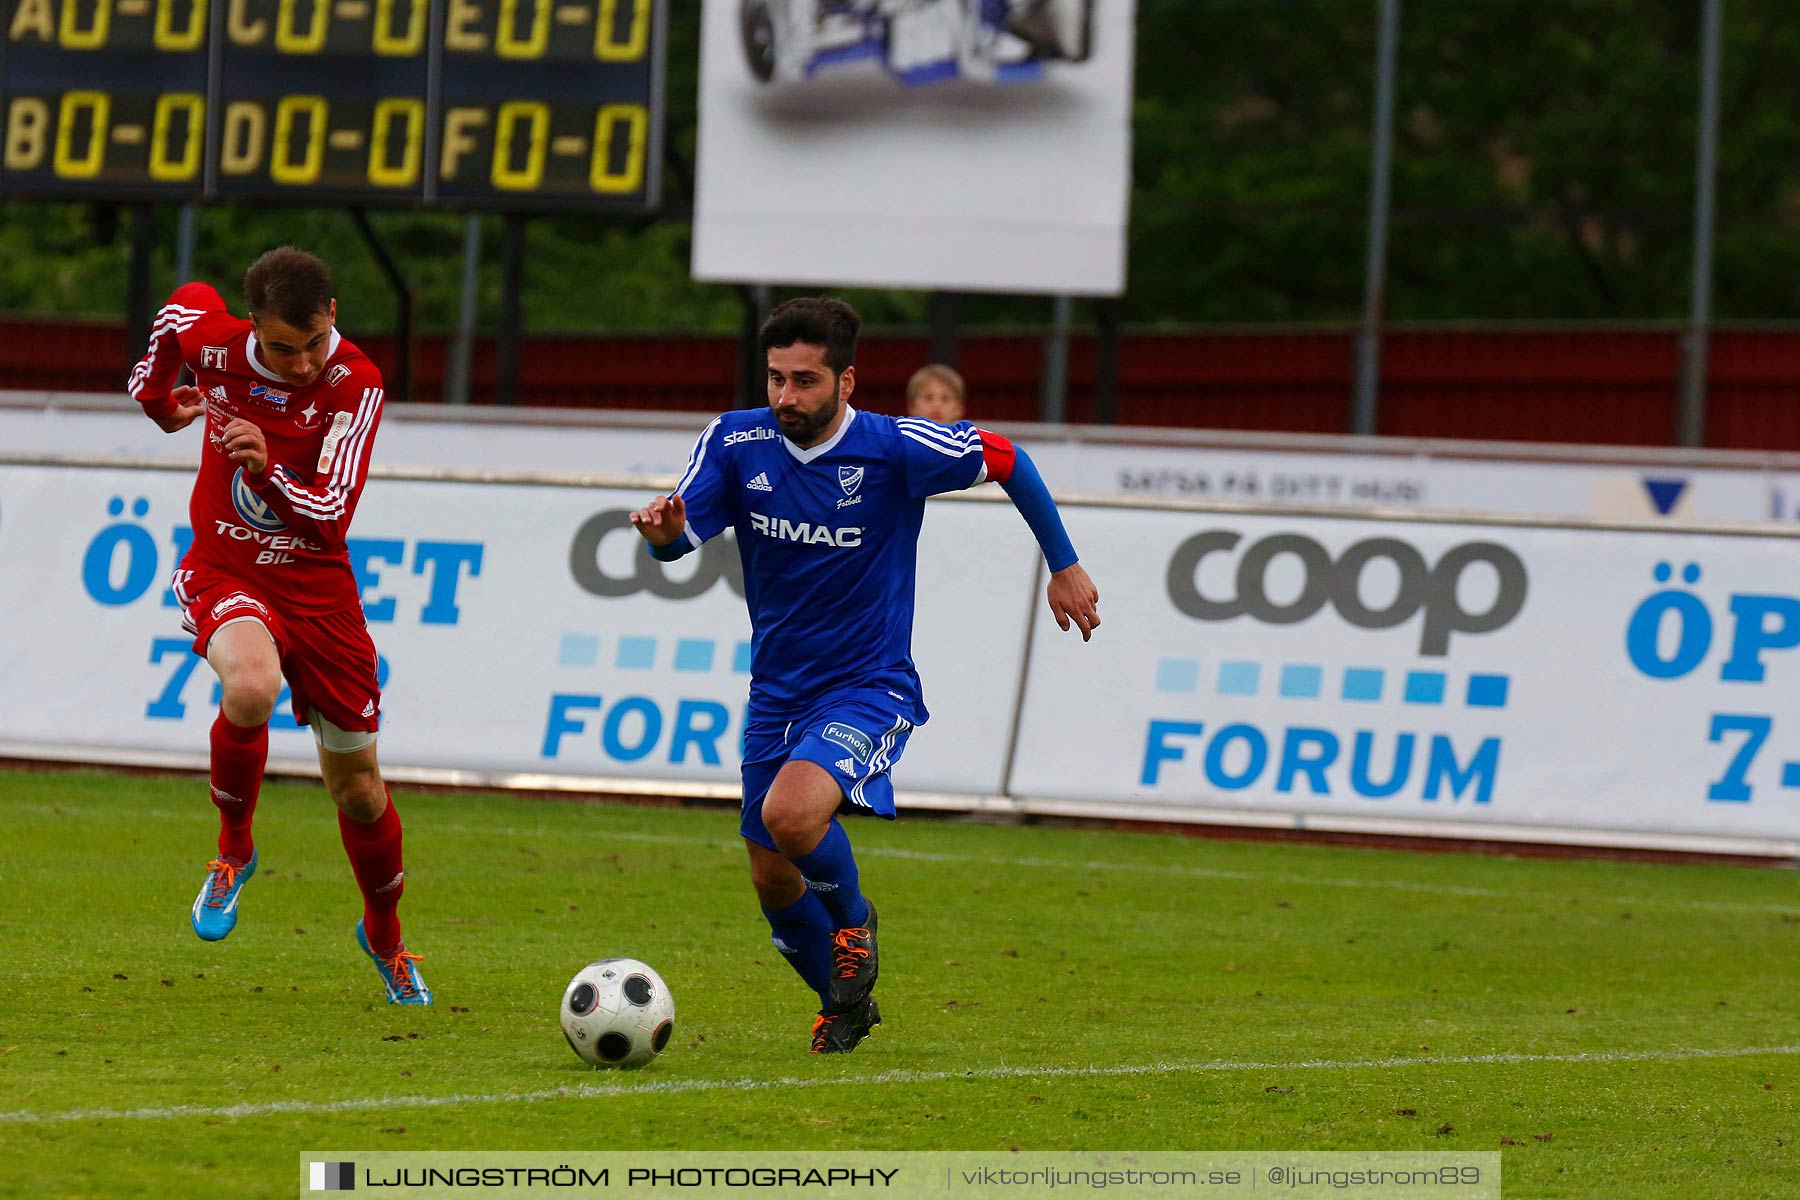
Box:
[740,688,921,852]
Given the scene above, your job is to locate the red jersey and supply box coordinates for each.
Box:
[129,282,384,617]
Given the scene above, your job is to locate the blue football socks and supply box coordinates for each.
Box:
[791,819,871,929]
[762,890,835,1008]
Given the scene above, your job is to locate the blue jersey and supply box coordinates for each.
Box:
[665,406,989,722]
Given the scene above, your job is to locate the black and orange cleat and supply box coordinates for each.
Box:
[810,997,881,1055]
[828,902,878,1011]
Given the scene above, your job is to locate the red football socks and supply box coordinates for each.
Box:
[209,713,267,862]
[338,790,406,955]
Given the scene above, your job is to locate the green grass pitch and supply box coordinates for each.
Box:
[0,767,1795,1198]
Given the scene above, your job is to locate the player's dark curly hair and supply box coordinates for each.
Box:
[759,297,861,375]
[244,246,333,328]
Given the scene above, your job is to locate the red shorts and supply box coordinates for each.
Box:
[176,568,382,734]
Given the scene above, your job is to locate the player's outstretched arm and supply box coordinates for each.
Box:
[1046,562,1100,642]
[631,494,690,559]
[976,434,1100,641]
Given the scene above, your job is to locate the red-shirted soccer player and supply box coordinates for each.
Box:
[128,246,429,1006]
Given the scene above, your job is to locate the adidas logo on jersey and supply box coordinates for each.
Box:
[746,472,773,492]
[835,758,856,776]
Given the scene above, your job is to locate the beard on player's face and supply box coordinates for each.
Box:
[776,378,841,446]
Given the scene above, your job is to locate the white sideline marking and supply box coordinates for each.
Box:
[437,824,1800,916]
[14,804,1800,917]
[2,1044,1795,1127]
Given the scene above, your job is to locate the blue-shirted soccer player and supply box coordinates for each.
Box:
[631,298,1099,1054]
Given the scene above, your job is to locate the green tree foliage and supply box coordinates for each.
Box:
[5,1,1800,328]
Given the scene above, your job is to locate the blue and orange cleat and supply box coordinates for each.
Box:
[355,919,433,1006]
[828,901,879,1011]
[810,996,881,1054]
[190,851,257,941]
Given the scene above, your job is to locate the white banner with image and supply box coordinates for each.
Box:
[691,0,1136,295]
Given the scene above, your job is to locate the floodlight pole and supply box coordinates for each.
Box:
[1094,299,1120,426]
[126,204,155,365]
[496,214,527,406]
[1039,294,1073,423]
[446,215,482,406]
[736,284,771,409]
[1677,0,1724,448]
[928,291,960,367]
[1351,0,1401,437]
[174,204,197,284]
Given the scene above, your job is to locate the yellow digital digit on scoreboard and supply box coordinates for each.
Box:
[58,0,113,51]
[52,90,110,178]
[153,0,208,52]
[589,103,645,193]
[273,0,329,54]
[594,0,649,62]
[495,0,551,60]
[269,94,327,184]
[148,92,204,180]
[371,0,426,56]
[367,96,423,187]
[491,100,549,190]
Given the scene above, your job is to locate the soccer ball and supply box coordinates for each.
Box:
[559,958,675,1069]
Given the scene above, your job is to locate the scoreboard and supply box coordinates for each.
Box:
[0,0,665,210]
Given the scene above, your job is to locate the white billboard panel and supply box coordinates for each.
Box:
[691,0,1136,295]
[0,465,1030,795]
[1011,506,1800,844]
[8,460,1800,854]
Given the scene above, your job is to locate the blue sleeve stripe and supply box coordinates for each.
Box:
[673,416,724,496]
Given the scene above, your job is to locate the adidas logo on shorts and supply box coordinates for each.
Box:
[746,472,773,492]
[360,700,376,717]
[835,757,856,776]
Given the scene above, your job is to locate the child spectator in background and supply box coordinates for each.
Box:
[905,363,966,424]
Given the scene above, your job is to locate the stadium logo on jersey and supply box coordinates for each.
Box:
[230,467,287,533]
[746,472,774,492]
[821,722,874,761]
[202,346,228,369]
[326,363,352,387]
[725,427,780,447]
[838,466,865,496]
[748,512,862,547]
[248,383,289,410]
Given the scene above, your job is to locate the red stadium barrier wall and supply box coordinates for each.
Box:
[7,316,1798,450]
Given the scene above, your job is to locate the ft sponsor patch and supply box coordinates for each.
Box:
[821,722,874,762]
